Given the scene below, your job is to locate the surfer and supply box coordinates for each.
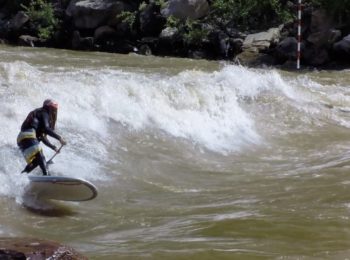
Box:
[17,99,67,176]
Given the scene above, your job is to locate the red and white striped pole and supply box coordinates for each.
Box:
[297,0,302,69]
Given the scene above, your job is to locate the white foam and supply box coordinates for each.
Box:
[0,145,29,203]
[19,64,264,154]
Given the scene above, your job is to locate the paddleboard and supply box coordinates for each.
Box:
[25,176,98,201]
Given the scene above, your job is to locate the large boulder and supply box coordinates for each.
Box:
[303,43,330,66]
[161,0,209,20]
[333,34,350,58]
[7,11,29,31]
[94,25,116,42]
[242,27,282,52]
[71,30,94,50]
[307,29,341,48]
[66,0,127,29]
[274,37,299,63]
[310,9,333,33]
[237,27,282,67]
[0,237,87,259]
[306,9,340,49]
[302,9,340,66]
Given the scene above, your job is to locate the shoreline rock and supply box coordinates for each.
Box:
[0,237,87,260]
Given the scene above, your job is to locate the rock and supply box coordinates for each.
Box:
[18,35,41,47]
[243,27,282,52]
[160,27,178,40]
[274,37,298,63]
[138,3,166,37]
[227,38,243,57]
[94,25,116,42]
[8,11,29,30]
[139,37,158,50]
[207,30,230,58]
[114,21,135,38]
[112,40,137,53]
[161,0,209,20]
[188,49,207,59]
[307,29,341,48]
[138,44,152,55]
[333,34,350,58]
[303,44,330,66]
[0,237,87,259]
[0,249,26,259]
[225,22,242,39]
[236,50,275,67]
[280,59,299,70]
[310,9,333,33]
[66,0,126,29]
[158,26,184,55]
[72,30,94,50]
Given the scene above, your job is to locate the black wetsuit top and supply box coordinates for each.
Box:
[20,108,61,150]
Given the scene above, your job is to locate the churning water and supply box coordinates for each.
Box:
[1,45,350,259]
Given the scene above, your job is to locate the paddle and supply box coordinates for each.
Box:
[47,144,64,165]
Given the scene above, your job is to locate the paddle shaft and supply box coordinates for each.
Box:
[47,144,64,164]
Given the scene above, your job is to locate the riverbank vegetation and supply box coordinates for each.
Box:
[4,0,350,40]
[17,0,350,34]
[1,0,350,68]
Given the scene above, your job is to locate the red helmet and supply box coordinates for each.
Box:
[43,99,58,110]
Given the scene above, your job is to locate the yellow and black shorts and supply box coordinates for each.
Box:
[17,129,42,164]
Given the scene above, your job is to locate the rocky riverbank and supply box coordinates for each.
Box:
[0,0,350,69]
[0,237,87,259]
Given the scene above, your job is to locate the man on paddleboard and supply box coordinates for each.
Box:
[17,99,66,175]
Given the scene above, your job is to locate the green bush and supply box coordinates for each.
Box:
[183,19,208,46]
[21,0,58,40]
[116,11,136,30]
[209,0,293,29]
[166,15,181,28]
[152,0,166,9]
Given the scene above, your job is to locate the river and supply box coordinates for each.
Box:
[1,45,350,259]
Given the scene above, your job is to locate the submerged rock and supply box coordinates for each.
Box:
[0,237,87,260]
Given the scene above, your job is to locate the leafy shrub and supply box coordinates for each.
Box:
[165,15,207,47]
[152,0,167,9]
[166,15,181,28]
[209,0,293,29]
[183,19,209,47]
[21,0,58,40]
[116,11,136,30]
